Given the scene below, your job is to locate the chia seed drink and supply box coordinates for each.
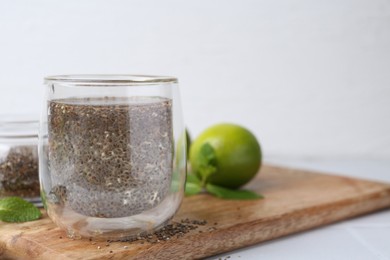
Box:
[47,97,173,218]
[41,75,186,239]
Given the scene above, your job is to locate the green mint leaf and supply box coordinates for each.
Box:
[186,173,201,185]
[197,143,218,186]
[198,143,217,167]
[185,173,202,196]
[206,183,264,200]
[0,197,42,223]
[185,182,202,196]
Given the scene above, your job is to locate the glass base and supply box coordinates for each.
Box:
[46,193,181,240]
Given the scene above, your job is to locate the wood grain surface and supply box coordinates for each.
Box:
[1,165,390,260]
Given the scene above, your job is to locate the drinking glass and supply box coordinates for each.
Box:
[39,75,186,240]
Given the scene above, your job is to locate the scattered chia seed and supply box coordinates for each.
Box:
[47,97,173,218]
[89,219,209,245]
[0,145,39,198]
[208,227,217,232]
[140,219,206,243]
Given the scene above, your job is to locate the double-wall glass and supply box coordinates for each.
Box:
[39,75,186,240]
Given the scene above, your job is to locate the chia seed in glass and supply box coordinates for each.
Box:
[47,97,173,218]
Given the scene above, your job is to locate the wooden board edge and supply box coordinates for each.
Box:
[263,164,390,186]
[134,187,390,260]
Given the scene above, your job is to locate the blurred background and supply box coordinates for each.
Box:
[0,0,389,161]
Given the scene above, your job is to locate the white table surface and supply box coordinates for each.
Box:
[208,159,390,260]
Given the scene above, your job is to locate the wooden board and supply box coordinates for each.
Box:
[1,165,390,260]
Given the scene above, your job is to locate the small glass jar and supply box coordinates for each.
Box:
[0,116,40,204]
[39,75,186,240]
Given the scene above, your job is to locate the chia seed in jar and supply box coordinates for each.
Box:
[0,116,40,203]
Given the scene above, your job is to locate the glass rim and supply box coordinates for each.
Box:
[0,115,39,138]
[0,134,38,139]
[44,74,178,86]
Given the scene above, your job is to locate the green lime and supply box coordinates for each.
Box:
[190,123,262,189]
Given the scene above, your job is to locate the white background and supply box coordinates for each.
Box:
[0,0,389,160]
